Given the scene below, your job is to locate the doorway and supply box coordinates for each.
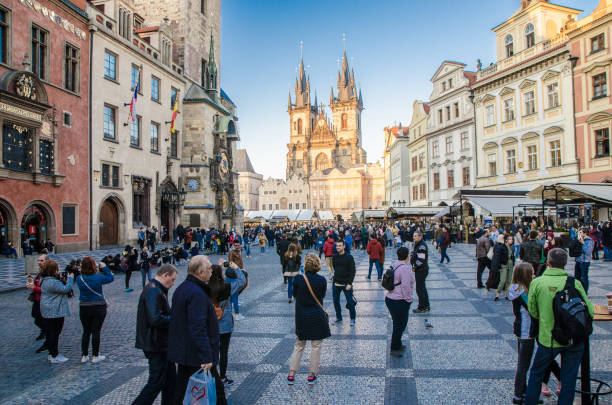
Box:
[99,199,119,246]
[21,205,49,253]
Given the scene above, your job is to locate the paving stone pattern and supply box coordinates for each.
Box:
[0,244,611,404]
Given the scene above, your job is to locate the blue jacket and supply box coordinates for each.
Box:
[344,233,353,247]
[168,275,220,367]
[577,237,594,263]
[218,268,247,334]
[40,276,74,318]
[77,266,113,304]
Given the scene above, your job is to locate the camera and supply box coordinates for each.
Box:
[223,261,230,268]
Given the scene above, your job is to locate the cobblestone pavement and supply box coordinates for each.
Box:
[0,244,611,405]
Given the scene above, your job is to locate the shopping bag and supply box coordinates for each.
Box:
[183,368,217,405]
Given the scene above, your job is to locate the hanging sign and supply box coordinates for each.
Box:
[29,225,36,235]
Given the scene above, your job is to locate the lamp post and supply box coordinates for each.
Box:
[161,188,187,242]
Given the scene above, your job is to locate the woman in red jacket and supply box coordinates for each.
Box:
[366,236,384,280]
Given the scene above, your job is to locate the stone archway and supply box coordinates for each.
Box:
[0,198,18,253]
[21,200,56,253]
[97,193,126,248]
[158,178,179,243]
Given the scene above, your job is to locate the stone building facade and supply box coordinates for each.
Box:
[0,0,90,253]
[258,176,309,211]
[426,61,477,206]
[407,101,430,206]
[383,125,410,206]
[88,1,185,247]
[473,0,580,190]
[235,149,263,211]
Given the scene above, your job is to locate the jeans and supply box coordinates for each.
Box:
[525,342,584,405]
[79,304,107,356]
[245,244,251,256]
[230,293,240,314]
[141,267,152,289]
[332,284,356,321]
[575,261,590,294]
[414,267,430,310]
[260,246,265,254]
[604,245,612,260]
[44,317,64,357]
[287,276,294,299]
[361,239,368,250]
[440,247,450,263]
[368,259,382,279]
[132,351,176,405]
[174,364,227,405]
[385,297,410,351]
[219,332,232,379]
[476,257,489,287]
[515,338,535,398]
[513,245,520,260]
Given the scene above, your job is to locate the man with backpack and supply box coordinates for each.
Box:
[524,248,594,405]
[520,231,543,276]
[383,247,414,358]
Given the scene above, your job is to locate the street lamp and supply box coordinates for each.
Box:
[392,200,397,207]
[162,187,187,210]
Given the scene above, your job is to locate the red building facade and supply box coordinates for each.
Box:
[0,0,89,253]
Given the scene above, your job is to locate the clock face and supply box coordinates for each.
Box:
[219,152,229,181]
[187,179,199,191]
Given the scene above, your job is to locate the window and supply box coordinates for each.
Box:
[525,23,535,48]
[150,122,159,152]
[289,203,292,209]
[297,118,302,134]
[462,167,470,186]
[449,78,453,88]
[461,132,469,150]
[504,98,515,121]
[31,25,48,80]
[506,149,516,173]
[547,83,559,108]
[104,51,116,80]
[595,128,610,156]
[151,76,160,101]
[442,82,446,91]
[593,73,607,99]
[39,138,53,174]
[170,131,178,158]
[170,87,178,109]
[432,140,439,158]
[201,0,206,14]
[445,136,453,154]
[505,34,514,58]
[2,124,33,171]
[488,154,496,176]
[130,116,141,147]
[418,152,424,169]
[411,156,418,171]
[591,33,605,53]
[132,179,150,226]
[118,8,131,40]
[438,109,443,124]
[131,65,141,91]
[341,113,347,129]
[447,170,454,188]
[62,205,77,235]
[523,90,535,115]
[445,106,451,121]
[275,204,279,210]
[0,6,9,65]
[419,184,426,200]
[302,203,307,209]
[433,173,440,190]
[103,105,116,140]
[486,105,495,126]
[527,145,538,170]
[63,111,72,127]
[101,163,120,187]
[550,140,561,167]
[454,102,459,118]
[64,43,79,92]
[412,185,418,201]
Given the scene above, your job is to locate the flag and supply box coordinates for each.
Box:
[128,69,140,122]
[170,95,179,133]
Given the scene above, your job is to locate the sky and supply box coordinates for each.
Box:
[219,0,595,179]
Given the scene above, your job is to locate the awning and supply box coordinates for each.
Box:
[432,206,450,218]
[318,211,334,220]
[295,209,317,221]
[386,207,442,217]
[463,196,541,217]
[528,183,612,205]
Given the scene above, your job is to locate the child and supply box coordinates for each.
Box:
[508,263,536,404]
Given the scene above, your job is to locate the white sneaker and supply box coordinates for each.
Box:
[47,355,52,362]
[49,355,68,363]
[91,355,106,363]
[81,355,89,363]
[234,314,244,320]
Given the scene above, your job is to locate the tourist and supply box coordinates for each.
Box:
[168,255,227,405]
[519,231,543,276]
[344,230,353,254]
[487,234,504,292]
[495,234,515,301]
[524,248,594,405]
[140,247,152,289]
[508,263,536,404]
[602,221,612,261]
[575,227,594,295]
[210,261,246,386]
[76,257,114,363]
[1,240,17,258]
[439,226,451,264]
[138,227,146,250]
[475,229,491,289]
[125,246,138,292]
[284,244,301,303]
[258,231,267,255]
[228,239,245,316]
[133,264,178,405]
[513,228,523,259]
[243,232,251,258]
[277,233,291,284]
[26,254,49,352]
[331,239,356,325]
[39,260,74,363]
[385,246,414,358]
[411,231,430,313]
[589,223,600,260]
[366,234,384,280]
[322,235,336,276]
[287,254,331,385]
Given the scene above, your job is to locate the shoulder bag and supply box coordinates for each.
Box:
[302,274,329,322]
[79,275,108,306]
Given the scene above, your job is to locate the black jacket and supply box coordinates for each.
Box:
[135,279,171,352]
[490,243,508,272]
[293,273,331,341]
[276,239,291,264]
[519,240,542,264]
[410,240,429,270]
[332,253,356,285]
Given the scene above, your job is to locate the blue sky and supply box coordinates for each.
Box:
[220,0,594,179]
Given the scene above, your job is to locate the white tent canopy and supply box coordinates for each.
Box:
[528,182,612,205]
[318,211,334,221]
[463,196,541,217]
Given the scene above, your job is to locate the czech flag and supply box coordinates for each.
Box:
[170,95,179,133]
[128,70,140,122]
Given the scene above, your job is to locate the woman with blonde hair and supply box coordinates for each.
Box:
[287,253,330,385]
[284,244,302,303]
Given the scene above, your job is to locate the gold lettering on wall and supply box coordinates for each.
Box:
[0,103,43,122]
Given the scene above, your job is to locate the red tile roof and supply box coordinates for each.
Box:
[134,26,159,34]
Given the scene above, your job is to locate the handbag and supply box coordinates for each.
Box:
[487,246,494,260]
[302,274,329,321]
[183,369,216,405]
[27,291,36,302]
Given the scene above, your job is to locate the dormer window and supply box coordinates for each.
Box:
[525,23,535,48]
[448,78,453,88]
[442,82,446,91]
[118,7,132,41]
[505,35,514,58]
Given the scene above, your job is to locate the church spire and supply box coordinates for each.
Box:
[330,86,335,105]
[205,30,218,93]
[336,46,357,102]
[288,91,292,110]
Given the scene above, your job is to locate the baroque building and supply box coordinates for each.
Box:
[286,48,383,218]
[472,0,581,190]
[258,176,309,211]
[426,61,477,206]
[407,101,430,206]
[133,0,242,231]
[383,125,411,206]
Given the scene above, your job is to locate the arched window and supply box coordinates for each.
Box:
[341,113,348,129]
[525,23,535,48]
[297,118,302,135]
[505,35,514,58]
[315,153,330,171]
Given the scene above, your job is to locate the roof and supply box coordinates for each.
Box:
[234,149,256,173]
[134,26,160,34]
[432,206,451,218]
[220,88,236,107]
[318,211,334,220]
[386,207,442,217]
[296,209,317,221]
[463,196,541,217]
[527,183,612,205]
[463,71,477,85]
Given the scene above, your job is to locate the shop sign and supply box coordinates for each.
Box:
[29,225,36,234]
[0,103,42,122]
[19,0,87,41]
